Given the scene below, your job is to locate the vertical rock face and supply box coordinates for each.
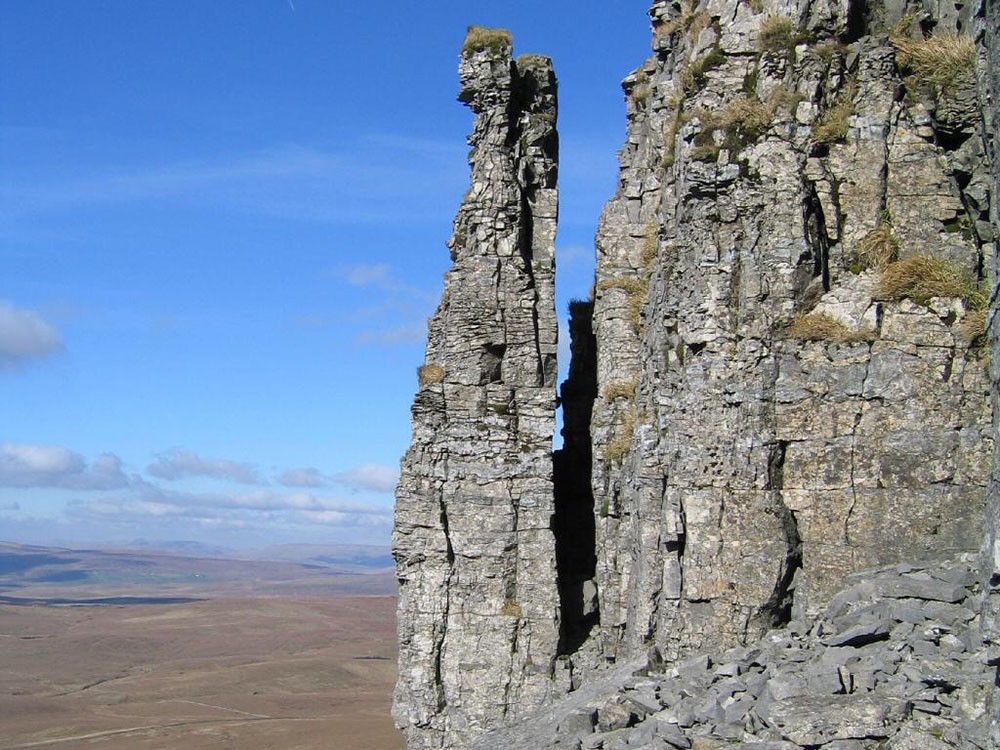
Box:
[391,29,561,750]
[976,0,1000,741]
[587,0,993,668]
[393,5,998,749]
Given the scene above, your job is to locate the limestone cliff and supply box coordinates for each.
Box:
[588,0,992,668]
[393,4,998,748]
[978,0,1000,741]
[391,28,562,750]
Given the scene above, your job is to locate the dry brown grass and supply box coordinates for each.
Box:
[603,376,639,403]
[891,33,976,88]
[417,363,445,386]
[641,221,658,270]
[693,94,773,160]
[957,307,988,345]
[789,312,871,343]
[768,86,807,113]
[757,15,796,55]
[678,45,726,95]
[462,26,512,55]
[875,256,986,309]
[499,599,523,618]
[598,275,650,333]
[713,95,773,132]
[813,40,846,60]
[603,409,636,464]
[854,222,898,271]
[813,100,852,143]
[655,1,710,38]
[662,98,688,169]
[598,275,647,296]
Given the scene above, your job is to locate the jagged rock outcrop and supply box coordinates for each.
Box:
[977,0,1000,743]
[393,3,998,749]
[474,555,993,749]
[392,28,562,750]
[587,0,992,668]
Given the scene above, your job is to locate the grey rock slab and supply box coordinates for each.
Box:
[875,576,969,603]
[757,694,907,745]
[823,617,892,647]
[885,725,952,750]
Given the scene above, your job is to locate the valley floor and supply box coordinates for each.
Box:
[0,596,403,750]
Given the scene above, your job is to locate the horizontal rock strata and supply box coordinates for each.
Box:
[391,28,562,750]
[392,2,999,748]
[586,0,993,668]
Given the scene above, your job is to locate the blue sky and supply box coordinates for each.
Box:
[1,1,651,550]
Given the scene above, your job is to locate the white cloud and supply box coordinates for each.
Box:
[277,467,326,488]
[0,301,62,369]
[332,462,399,494]
[147,448,262,484]
[330,263,435,302]
[70,487,392,531]
[0,443,128,490]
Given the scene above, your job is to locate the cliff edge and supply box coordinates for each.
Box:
[393,2,999,747]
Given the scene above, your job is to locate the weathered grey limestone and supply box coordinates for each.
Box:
[474,556,994,750]
[391,30,562,750]
[976,0,1000,744]
[588,0,993,668]
[392,3,998,748]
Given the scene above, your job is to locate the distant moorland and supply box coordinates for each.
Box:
[0,541,402,750]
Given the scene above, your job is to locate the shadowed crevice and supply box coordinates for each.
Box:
[553,299,599,654]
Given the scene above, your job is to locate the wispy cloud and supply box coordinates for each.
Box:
[0,443,129,490]
[147,448,262,485]
[326,262,437,347]
[278,462,399,494]
[330,262,436,302]
[0,442,396,544]
[342,263,391,286]
[332,462,399,494]
[556,244,592,267]
[69,486,393,531]
[0,301,63,370]
[277,467,326,488]
[2,141,464,227]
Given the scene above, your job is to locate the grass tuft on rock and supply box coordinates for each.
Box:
[598,275,650,334]
[757,15,796,56]
[956,307,987,345]
[855,215,899,271]
[462,26,512,55]
[789,313,872,343]
[499,599,523,618]
[875,256,986,309]
[603,376,639,403]
[655,1,710,38]
[813,100,852,144]
[693,94,773,160]
[891,33,976,89]
[417,363,445,386]
[641,221,659,271]
[603,409,636,464]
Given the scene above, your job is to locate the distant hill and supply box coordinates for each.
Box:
[0,540,396,600]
